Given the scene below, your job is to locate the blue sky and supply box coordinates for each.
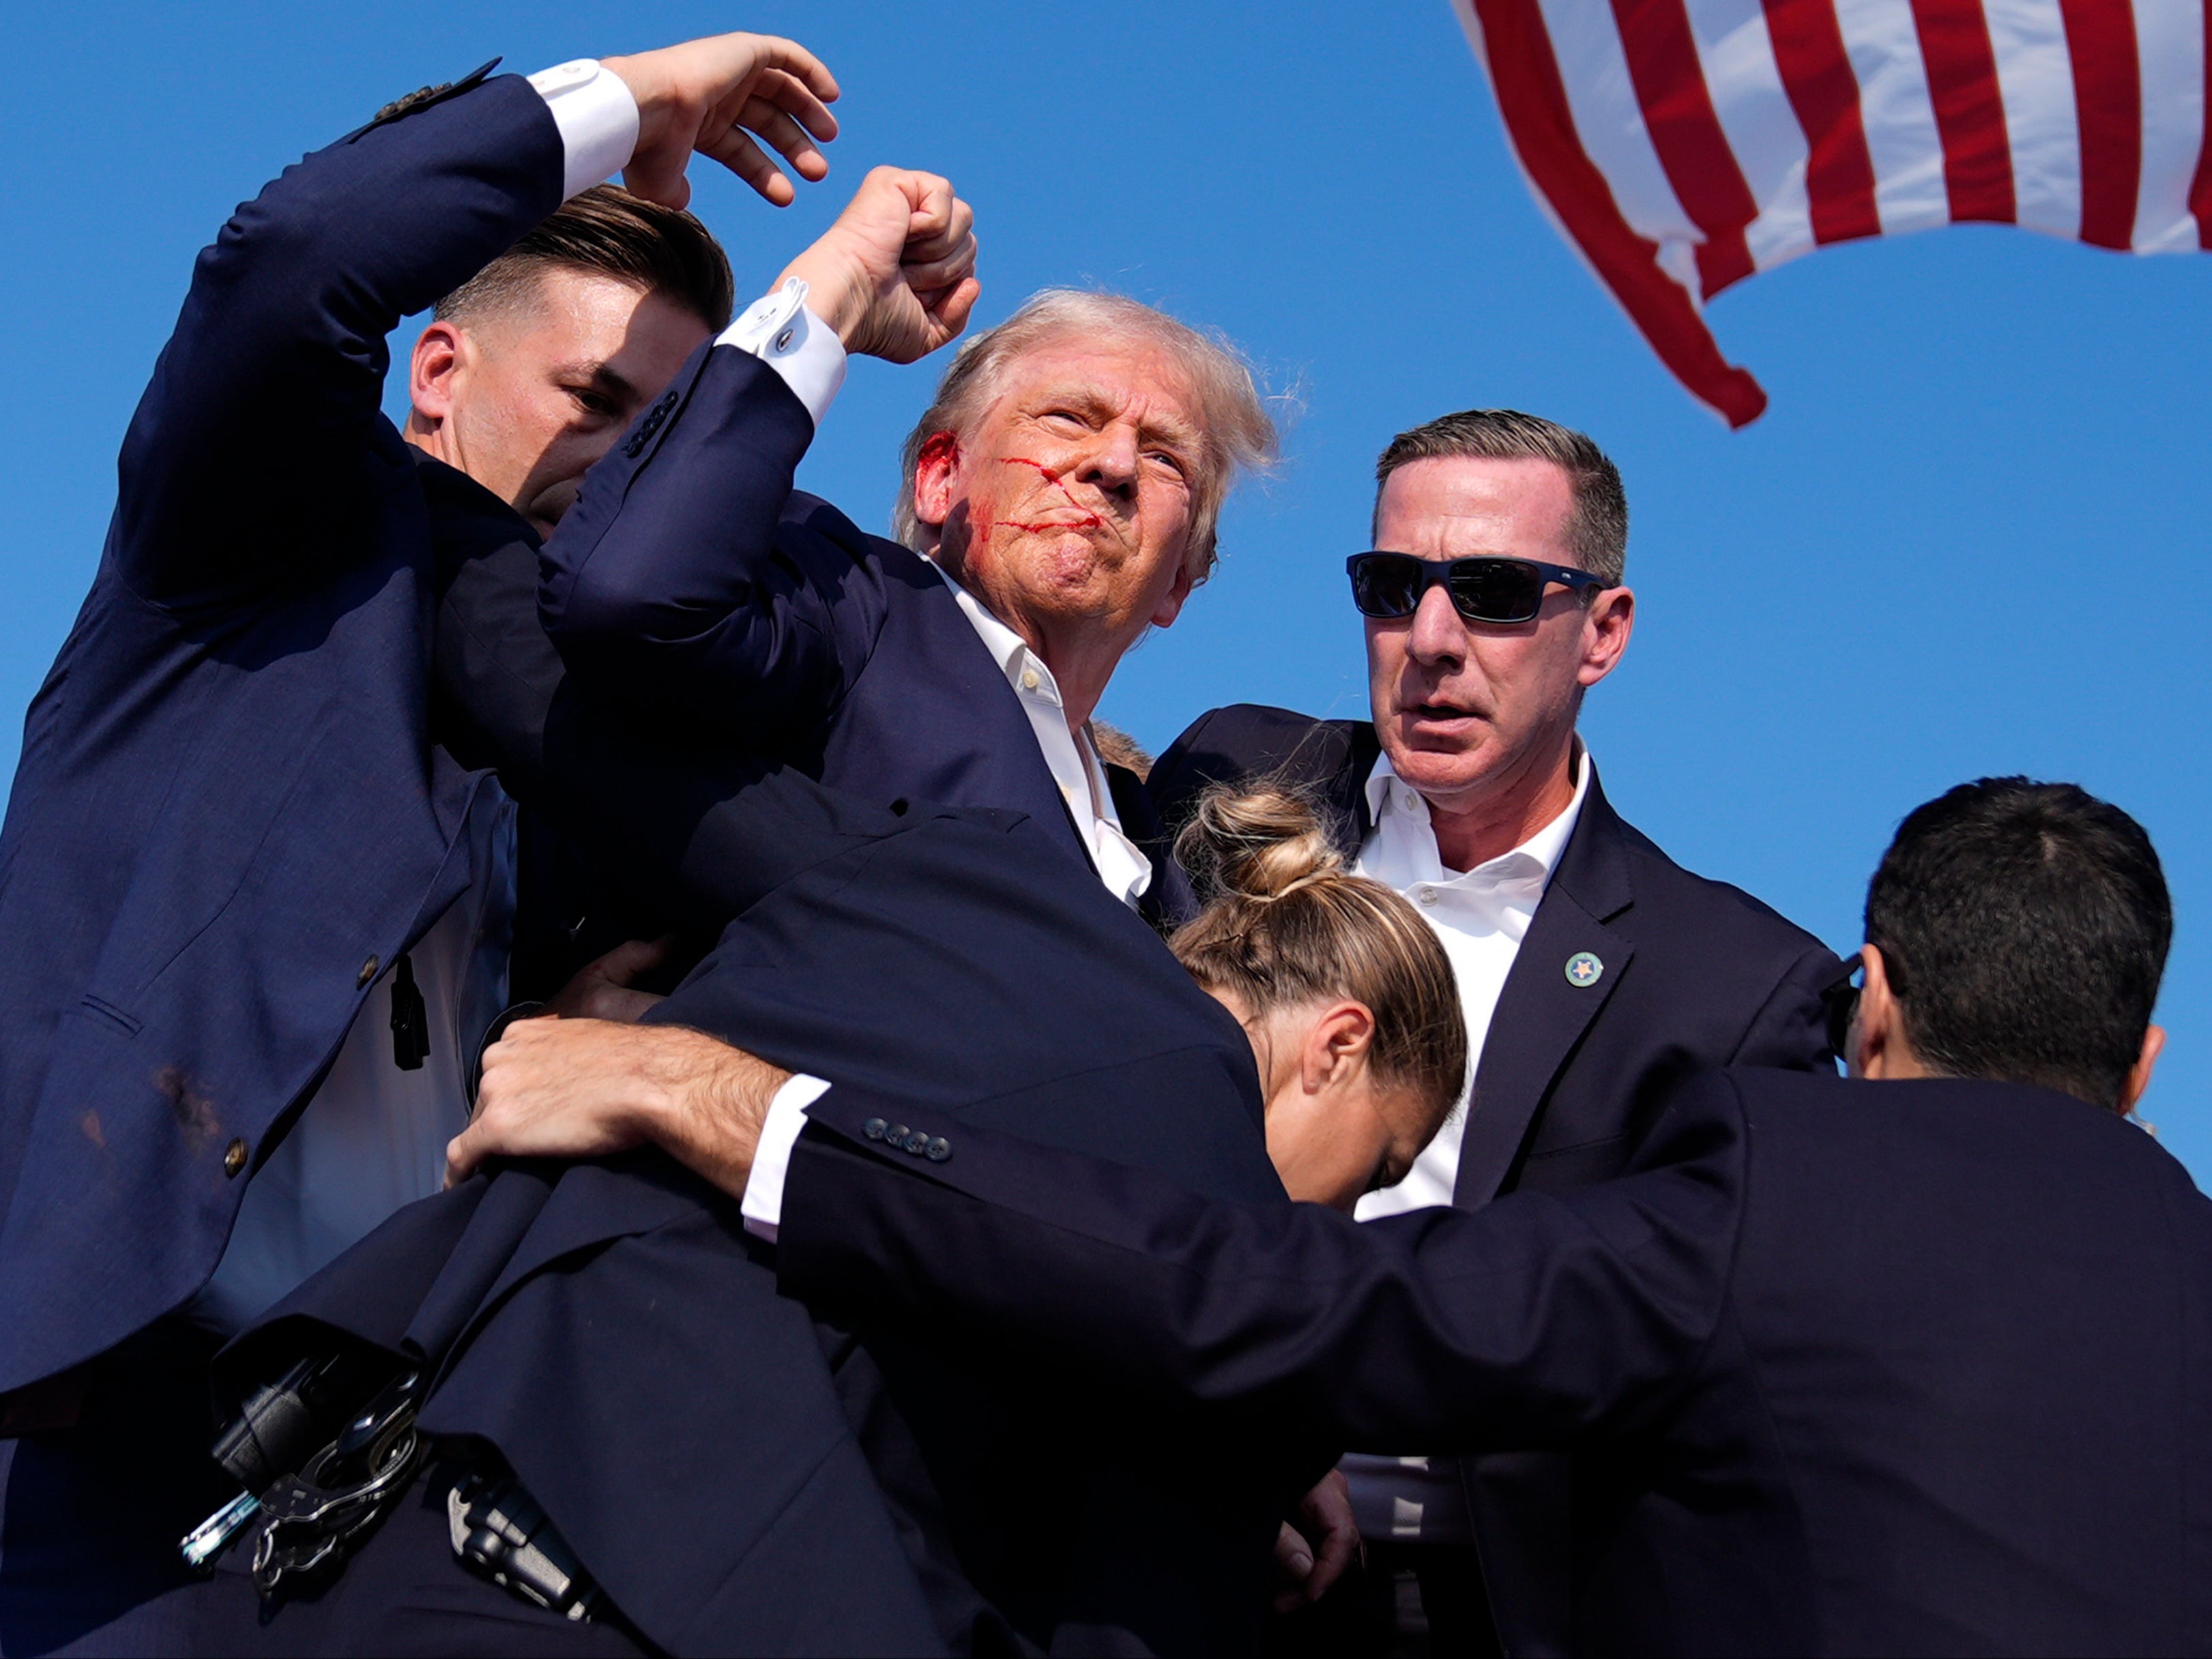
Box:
[6,3,2207,1178]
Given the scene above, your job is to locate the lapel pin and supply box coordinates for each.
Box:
[1565,951,1604,988]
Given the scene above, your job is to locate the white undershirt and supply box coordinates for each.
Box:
[1339,744,1590,1545]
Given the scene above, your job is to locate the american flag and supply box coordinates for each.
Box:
[1453,1,2211,424]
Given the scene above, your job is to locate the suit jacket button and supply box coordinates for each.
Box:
[885,1126,909,1149]
[862,1118,888,1141]
[222,1139,248,1177]
[358,955,379,987]
[901,1131,929,1156]
[925,1137,952,1163]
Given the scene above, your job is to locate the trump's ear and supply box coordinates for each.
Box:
[1150,558,1197,630]
[912,430,961,530]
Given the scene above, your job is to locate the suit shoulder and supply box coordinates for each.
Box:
[1154,705,1370,807]
[1607,812,1833,966]
[777,495,937,581]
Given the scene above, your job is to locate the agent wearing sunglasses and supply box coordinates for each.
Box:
[1149,407,1846,1658]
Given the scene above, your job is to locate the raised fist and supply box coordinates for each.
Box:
[780,167,982,365]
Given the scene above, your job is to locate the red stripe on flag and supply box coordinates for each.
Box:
[2190,0,2212,247]
[2057,0,2142,249]
[1611,0,1758,295]
[1909,0,2017,222]
[1762,0,1881,244]
[1468,0,1768,424]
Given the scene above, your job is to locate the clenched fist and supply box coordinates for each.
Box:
[781,166,981,364]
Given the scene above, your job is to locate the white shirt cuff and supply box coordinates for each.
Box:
[527,59,641,201]
[718,278,849,428]
[740,1072,832,1243]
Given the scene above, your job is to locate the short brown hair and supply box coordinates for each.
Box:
[1373,409,1629,586]
[892,289,1278,584]
[436,184,734,332]
[1171,784,1466,1124]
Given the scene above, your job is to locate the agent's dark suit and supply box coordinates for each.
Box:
[1150,704,1842,1651]
[194,776,1300,1656]
[774,1066,2212,1658]
[0,68,587,1657]
[0,61,555,1409]
[539,335,1195,926]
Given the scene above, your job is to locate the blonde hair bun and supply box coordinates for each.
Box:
[1176,785,1343,903]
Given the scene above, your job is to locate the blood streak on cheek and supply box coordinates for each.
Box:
[1000,456,1103,531]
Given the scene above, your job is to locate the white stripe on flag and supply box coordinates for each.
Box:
[1684,0,1816,271]
[1534,0,1704,295]
[1832,0,1953,236]
[2133,0,2207,250]
[1986,0,2082,237]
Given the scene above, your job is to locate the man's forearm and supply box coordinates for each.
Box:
[632,1029,795,1197]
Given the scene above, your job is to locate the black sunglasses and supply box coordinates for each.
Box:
[1346,552,1605,626]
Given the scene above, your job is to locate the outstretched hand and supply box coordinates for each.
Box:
[602,33,841,210]
[781,166,981,364]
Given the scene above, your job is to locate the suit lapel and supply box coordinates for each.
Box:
[907,559,1095,872]
[1452,777,1637,1209]
[1320,722,1383,860]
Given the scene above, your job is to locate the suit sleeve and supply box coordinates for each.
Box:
[537,344,872,736]
[1728,941,1846,1072]
[776,1074,1746,1454]
[113,73,567,606]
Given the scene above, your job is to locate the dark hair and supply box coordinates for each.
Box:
[1171,784,1466,1124]
[435,184,734,332]
[1372,409,1628,585]
[1865,778,2170,1109]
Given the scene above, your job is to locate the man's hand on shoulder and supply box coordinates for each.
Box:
[780,166,981,364]
[449,1016,790,1198]
[602,33,841,209]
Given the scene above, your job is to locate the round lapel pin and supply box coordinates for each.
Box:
[1565,951,1604,988]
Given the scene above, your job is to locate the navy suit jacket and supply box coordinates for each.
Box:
[776,1067,2212,1658]
[0,69,566,1398]
[538,338,1195,928]
[220,778,1295,1655]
